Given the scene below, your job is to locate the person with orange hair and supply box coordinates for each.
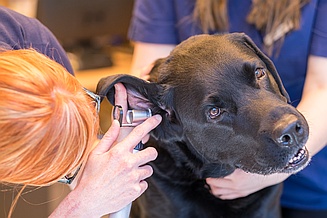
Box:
[0,49,161,217]
[0,6,161,218]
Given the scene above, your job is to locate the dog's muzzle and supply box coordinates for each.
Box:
[272,114,307,147]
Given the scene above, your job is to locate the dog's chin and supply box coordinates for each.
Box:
[236,146,310,175]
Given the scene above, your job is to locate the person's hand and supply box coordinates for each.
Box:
[112,83,138,139]
[50,83,161,217]
[206,169,290,200]
[139,64,154,80]
[74,115,160,216]
[133,63,154,80]
[50,116,161,218]
[77,82,161,215]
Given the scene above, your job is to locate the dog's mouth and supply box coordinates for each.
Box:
[284,146,309,172]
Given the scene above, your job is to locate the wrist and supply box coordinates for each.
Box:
[265,172,290,186]
[49,188,98,218]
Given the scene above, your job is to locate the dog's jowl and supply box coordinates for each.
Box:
[97,33,309,218]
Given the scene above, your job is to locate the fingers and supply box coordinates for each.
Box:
[212,191,246,200]
[206,178,246,200]
[131,165,153,198]
[140,64,154,81]
[205,169,273,200]
[121,114,162,152]
[114,83,127,107]
[138,180,149,196]
[211,188,249,200]
[91,120,121,155]
[114,83,128,123]
[135,146,158,166]
[206,181,242,200]
[206,177,232,188]
[141,134,150,144]
[138,164,154,181]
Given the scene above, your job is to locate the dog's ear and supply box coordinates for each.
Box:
[231,33,291,103]
[96,73,183,140]
[96,74,162,109]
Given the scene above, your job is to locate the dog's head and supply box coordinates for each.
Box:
[97,33,309,178]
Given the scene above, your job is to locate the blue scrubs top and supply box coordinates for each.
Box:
[129,0,327,210]
[0,6,73,75]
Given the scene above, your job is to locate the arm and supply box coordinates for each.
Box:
[206,55,327,199]
[130,42,175,78]
[297,55,327,155]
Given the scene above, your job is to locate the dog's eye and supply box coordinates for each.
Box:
[255,68,266,79]
[209,107,221,119]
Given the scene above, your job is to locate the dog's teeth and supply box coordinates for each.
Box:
[288,148,307,165]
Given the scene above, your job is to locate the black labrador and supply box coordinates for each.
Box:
[96,33,310,218]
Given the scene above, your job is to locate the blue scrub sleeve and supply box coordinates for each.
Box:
[128,0,178,44]
[310,0,327,57]
[0,6,74,75]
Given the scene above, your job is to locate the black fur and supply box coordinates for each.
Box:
[96,33,309,218]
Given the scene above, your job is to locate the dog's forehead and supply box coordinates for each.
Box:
[173,34,253,61]
[155,34,276,115]
[158,34,260,86]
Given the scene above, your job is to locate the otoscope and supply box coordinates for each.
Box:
[109,105,152,218]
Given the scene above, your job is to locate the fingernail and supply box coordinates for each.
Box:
[153,114,162,122]
[112,119,120,127]
[114,84,120,91]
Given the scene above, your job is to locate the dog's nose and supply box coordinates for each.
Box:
[273,114,306,147]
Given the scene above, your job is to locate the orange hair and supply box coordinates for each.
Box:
[0,49,98,187]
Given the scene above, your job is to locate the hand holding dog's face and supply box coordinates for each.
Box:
[97,33,309,179]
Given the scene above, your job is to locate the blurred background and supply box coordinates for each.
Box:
[0,0,134,217]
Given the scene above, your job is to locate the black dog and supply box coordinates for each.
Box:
[96,33,309,218]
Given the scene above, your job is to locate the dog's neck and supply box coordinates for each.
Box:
[147,136,235,181]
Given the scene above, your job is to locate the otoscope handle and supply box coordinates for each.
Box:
[109,142,143,218]
[109,203,132,218]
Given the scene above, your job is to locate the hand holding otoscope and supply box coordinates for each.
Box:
[109,83,157,218]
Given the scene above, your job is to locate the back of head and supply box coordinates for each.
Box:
[193,0,309,56]
[0,49,98,186]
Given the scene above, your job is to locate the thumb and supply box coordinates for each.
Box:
[91,119,121,155]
